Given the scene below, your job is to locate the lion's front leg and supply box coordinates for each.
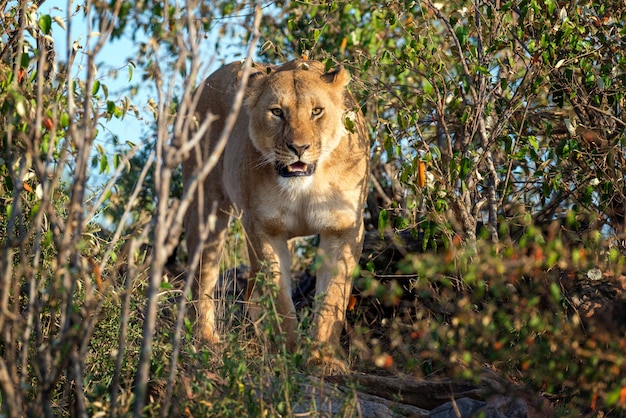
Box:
[192,233,229,345]
[245,230,298,350]
[185,195,230,346]
[312,224,364,362]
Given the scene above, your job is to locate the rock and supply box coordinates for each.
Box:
[477,395,530,418]
[327,373,505,410]
[292,376,430,417]
[428,394,540,418]
[323,373,552,418]
[429,397,486,417]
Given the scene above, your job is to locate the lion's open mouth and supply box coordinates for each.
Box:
[277,162,316,177]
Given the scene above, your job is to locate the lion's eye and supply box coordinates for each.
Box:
[312,107,324,117]
[270,108,283,118]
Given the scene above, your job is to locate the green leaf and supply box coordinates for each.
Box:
[20,53,30,68]
[459,157,471,179]
[107,100,116,114]
[99,154,109,174]
[43,229,53,247]
[30,201,41,219]
[92,80,100,95]
[378,209,389,236]
[344,116,355,133]
[549,282,561,302]
[455,26,469,47]
[60,113,69,128]
[41,136,49,154]
[313,28,321,42]
[394,216,409,230]
[434,198,448,212]
[39,15,52,34]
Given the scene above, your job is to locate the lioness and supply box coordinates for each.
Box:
[182,59,369,367]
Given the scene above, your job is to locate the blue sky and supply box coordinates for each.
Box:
[41,0,253,193]
[44,0,150,148]
[43,0,241,148]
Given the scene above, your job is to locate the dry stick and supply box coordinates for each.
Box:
[370,174,393,207]
[70,356,87,418]
[427,0,500,244]
[499,98,532,211]
[74,303,107,418]
[0,160,30,416]
[48,1,126,413]
[54,2,86,381]
[160,0,219,408]
[109,228,150,418]
[18,39,56,405]
[76,135,153,416]
[131,5,263,415]
[11,101,78,418]
[0,359,18,418]
[0,0,46,60]
[586,103,626,129]
[67,0,122,234]
[0,24,70,409]
[84,144,141,229]
[172,17,261,233]
[474,5,499,243]
[160,6,264,416]
[0,140,24,416]
[97,148,153,273]
[160,211,215,417]
[0,0,29,344]
[60,0,124,249]
[82,141,153,415]
[164,0,206,155]
[172,112,217,162]
[132,32,175,418]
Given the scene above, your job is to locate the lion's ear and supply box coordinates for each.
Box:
[241,66,271,108]
[321,66,351,88]
[236,64,271,86]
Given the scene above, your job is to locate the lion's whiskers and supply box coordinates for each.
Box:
[253,154,275,169]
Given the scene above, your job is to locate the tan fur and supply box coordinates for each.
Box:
[182,59,369,364]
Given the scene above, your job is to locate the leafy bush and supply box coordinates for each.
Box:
[263,0,626,247]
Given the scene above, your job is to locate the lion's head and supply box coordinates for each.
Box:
[245,60,352,189]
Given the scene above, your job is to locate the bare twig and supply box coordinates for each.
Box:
[132,4,263,416]
[98,149,154,272]
[109,228,150,418]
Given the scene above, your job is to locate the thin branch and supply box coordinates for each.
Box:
[109,228,149,418]
[84,145,141,227]
[0,358,19,418]
[426,0,478,104]
[131,4,264,416]
[586,103,626,129]
[171,8,262,245]
[98,149,154,272]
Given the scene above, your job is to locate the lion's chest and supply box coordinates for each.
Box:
[247,183,358,238]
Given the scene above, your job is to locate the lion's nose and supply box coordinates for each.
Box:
[287,143,310,158]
